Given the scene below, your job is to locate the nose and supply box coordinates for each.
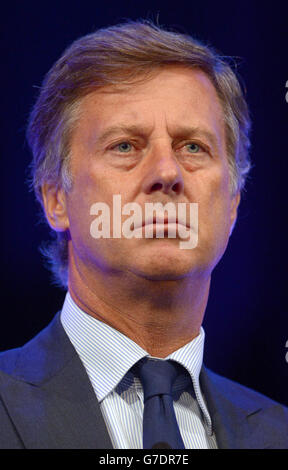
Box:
[142,144,184,196]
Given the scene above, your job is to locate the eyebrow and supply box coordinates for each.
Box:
[97,125,151,144]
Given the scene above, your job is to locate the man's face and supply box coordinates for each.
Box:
[60,66,240,282]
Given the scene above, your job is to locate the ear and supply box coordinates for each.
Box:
[41,183,69,232]
[229,191,241,236]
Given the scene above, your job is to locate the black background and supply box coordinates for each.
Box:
[1,0,288,406]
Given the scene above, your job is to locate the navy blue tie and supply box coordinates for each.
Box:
[138,358,185,449]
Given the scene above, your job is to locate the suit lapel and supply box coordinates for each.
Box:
[1,313,113,449]
[200,367,270,449]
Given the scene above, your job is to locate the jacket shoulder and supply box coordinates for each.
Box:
[0,348,27,448]
[0,312,74,384]
[204,367,288,410]
[0,347,21,375]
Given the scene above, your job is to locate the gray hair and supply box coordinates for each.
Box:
[27,20,252,288]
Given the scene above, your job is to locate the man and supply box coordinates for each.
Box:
[0,20,287,449]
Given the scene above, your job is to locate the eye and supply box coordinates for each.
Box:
[185,142,201,153]
[114,141,133,153]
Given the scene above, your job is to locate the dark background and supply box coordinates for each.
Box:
[1,1,288,406]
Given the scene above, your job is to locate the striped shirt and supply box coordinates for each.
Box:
[60,291,217,449]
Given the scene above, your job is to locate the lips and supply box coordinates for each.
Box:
[130,211,191,239]
[136,213,191,230]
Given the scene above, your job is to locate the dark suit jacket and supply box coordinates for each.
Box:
[0,312,287,449]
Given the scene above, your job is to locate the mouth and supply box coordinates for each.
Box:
[131,214,191,238]
[144,216,190,229]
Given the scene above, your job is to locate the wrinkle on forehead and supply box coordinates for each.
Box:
[74,66,226,154]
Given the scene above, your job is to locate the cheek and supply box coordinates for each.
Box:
[65,171,125,257]
[196,168,232,237]
[66,194,91,254]
[70,164,111,211]
[75,153,128,204]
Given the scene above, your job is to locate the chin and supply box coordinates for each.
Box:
[131,240,218,281]
[131,255,200,281]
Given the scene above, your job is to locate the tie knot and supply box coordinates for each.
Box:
[138,359,180,402]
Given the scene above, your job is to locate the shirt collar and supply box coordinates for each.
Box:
[60,291,212,434]
[167,332,213,433]
[61,291,148,402]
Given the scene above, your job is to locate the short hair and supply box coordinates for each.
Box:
[27,20,252,288]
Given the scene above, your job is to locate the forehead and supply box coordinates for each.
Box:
[75,66,225,144]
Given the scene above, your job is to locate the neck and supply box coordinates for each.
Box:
[68,252,211,358]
